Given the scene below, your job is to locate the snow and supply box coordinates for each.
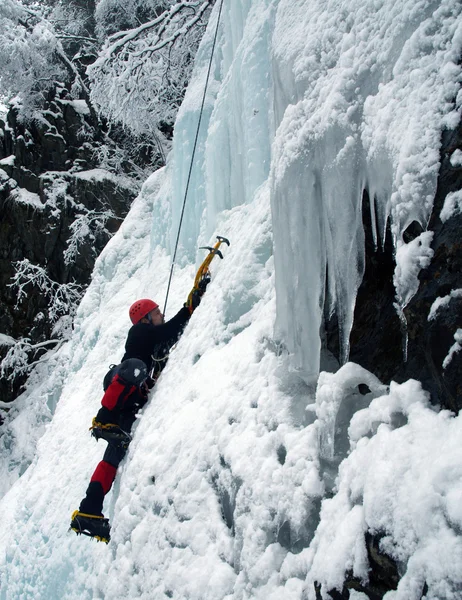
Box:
[428,288,462,321]
[308,374,462,598]
[0,154,15,166]
[71,168,135,192]
[394,231,434,309]
[0,333,16,346]
[1,1,462,599]
[10,186,44,209]
[72,168,122,183]
[449,148,462,166]
[58,99,91,116]
[442,328,462,369]
[440,188,462,222]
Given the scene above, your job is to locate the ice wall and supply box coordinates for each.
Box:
[165,0,274,262]
[270,0,462,376]
[164,0,461,377]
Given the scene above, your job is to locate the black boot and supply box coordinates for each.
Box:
[70,510,111,543]
[90,419,132,447]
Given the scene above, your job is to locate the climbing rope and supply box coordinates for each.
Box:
[163,0,225,317]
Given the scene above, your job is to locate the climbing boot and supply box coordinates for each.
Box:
[90,418,132,447]
[70,510,111,543]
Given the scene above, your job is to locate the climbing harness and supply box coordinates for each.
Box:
[163,0,225,317]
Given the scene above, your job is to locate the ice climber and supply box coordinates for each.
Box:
[70,281,209,542]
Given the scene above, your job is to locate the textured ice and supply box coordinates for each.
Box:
[1,1,461,599]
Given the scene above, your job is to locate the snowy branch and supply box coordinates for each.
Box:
[95,1,210,62]
[0,335,65,381]
[55,35,98,44]
[88,0,213,135]
[64,209,122,265]
[0,0,97,119]
[9,259,83,322]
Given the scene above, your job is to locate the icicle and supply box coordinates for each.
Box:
[394,301,408,363]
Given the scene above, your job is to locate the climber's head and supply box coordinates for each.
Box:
[129,299,163,325]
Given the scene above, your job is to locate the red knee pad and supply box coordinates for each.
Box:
[91,461,117,494]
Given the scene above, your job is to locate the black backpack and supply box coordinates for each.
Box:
[103,358,148,391]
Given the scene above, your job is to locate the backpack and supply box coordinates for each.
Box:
[103,358,148,391]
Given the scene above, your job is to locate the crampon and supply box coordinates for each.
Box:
[89,419,132,447]
[70,510,111,543]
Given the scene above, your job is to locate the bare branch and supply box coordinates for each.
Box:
[9,259,83,322]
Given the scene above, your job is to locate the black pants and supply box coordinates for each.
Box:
[79,411,137,516]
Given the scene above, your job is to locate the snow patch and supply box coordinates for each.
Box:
[449,148,462,167]
[394,232,434,308]
[72,168,134,190]
[0,333,16,346]
[0,155,15,166]
[428,288,462,321]
[440,189,462,223]
[10,187,44,209]
[443,328,462,369]
[58,99,91,116]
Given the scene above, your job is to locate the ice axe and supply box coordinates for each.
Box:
[186,235,230,311]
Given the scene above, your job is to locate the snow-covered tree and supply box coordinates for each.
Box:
[9,259,83,324]
[88,0,214,136]
[0,0,65,115]
[0,259,83,382]
[0,0,213,139]
[0,0,93,118]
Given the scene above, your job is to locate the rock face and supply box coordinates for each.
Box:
[321,118,461,597]
[337,116,462,415]
[0,87,138,404]
[398,122,462,413]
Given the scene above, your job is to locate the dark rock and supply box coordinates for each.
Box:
[315,532,400,600]
[402,220,424,243]
[358,383,371,395]
[396,120,462,412]
[0,87,140,404]
[277,444,287,465]
[343,189,403,385]
[329,115,462,413]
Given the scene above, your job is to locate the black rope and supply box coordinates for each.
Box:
[163,0,225,317]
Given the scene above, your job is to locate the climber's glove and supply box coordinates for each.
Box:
[197,274,211,295]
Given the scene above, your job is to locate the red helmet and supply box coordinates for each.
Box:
[129,299,159,325]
